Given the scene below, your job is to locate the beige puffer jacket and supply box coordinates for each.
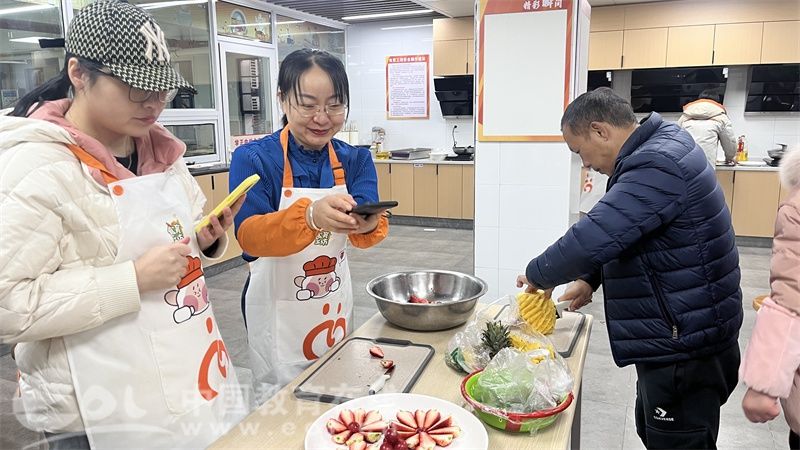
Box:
[678,99,737,166]
[0,113,224,433]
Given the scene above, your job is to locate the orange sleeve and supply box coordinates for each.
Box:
[349,215,389,249]
[237,198,316,257]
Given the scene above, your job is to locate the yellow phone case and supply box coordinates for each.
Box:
[194,174,260,232]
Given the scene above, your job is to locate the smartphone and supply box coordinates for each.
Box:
[194,174,260,232]
[348,201,398,216]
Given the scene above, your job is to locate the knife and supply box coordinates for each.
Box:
[368,366,395,395]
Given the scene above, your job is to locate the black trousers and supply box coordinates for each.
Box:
[634,343,740,449]
[791,430,799,450]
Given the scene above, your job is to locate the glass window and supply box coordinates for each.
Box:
[224,51,274,143]
[164,123,216,158]
[275,15,345,63]
[215,2,271,43]
[73,0,215,109]
[0,1,65,109]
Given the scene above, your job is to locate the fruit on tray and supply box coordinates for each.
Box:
[516,291,556,335]
[326,408,388,447]
[392,409,461,449]
[409,294,430,304]
[380,359,395,369]
[369,346,385,358]
[481,320,511,359]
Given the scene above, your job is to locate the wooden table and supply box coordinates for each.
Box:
[211,309,594,450]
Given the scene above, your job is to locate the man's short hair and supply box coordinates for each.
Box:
[561,87,636,135]
[698,89,721,103]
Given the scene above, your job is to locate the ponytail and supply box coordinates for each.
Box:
[10,54,102,117]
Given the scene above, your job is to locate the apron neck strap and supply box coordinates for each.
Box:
[65,143,120,185]
[279,127,345,188]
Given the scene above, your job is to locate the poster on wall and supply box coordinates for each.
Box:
[477,0,573,141]
[386,54,430,120]
[215,1,271,43]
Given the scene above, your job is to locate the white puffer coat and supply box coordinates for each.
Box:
[677,99,737,166]
[0,110,224,433]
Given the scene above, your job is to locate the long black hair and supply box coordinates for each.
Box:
[10,54,103,117]
[277,49,349,127]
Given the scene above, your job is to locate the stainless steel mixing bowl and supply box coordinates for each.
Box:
[365,270,488,331]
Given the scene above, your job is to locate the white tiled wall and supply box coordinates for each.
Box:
[345,18,475,151]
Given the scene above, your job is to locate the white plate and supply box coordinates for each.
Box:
[304,393,489,450]
[738,161,767,166]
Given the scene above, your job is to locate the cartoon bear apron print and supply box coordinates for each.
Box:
[245,128,353,400]
[62,148,246,449]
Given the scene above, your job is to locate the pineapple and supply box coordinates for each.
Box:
[481,320,511,359]
[516,291,557,335]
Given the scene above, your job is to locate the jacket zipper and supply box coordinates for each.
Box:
[645,267,679,339]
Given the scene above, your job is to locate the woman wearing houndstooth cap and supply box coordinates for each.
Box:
[1,1,247,449]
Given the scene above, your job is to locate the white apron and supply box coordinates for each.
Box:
[63,149,246,449]
[245,128,353,401]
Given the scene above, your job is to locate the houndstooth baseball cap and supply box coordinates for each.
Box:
[65,0,196,94]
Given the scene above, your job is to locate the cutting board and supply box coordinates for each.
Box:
[294,337,434,404]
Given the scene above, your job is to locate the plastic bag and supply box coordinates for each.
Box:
[472,347,574,413]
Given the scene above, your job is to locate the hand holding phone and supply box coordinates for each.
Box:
[194,174,260,233]
[348,201,398,217]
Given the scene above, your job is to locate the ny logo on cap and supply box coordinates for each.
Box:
[140,21,170,63]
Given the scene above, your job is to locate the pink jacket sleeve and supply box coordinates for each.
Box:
[740,298,800,399]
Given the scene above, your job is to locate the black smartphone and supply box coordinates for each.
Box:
[349,201,398,216]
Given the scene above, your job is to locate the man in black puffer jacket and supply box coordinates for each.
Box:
[518,88,743,449]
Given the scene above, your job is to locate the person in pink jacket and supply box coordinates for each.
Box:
[740,146,800,450]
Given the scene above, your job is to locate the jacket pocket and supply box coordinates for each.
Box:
[645,268,679,339]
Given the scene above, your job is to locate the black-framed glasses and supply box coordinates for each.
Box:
[291,102,348,118]
[95,69,178,104]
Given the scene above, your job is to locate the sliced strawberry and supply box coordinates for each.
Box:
[430,433,454,447]
[428,415,452,430]
[332,429,352,444]
[364,432,382,443]
[396,410,417,428]
[353,408,366,427]
[346,432,365,446]
[361,420,387,432]
[396,430,417,439]
[422,409,440,429]
[414,410,426,428]
[380,359,395,369]
[349,441,367,450]
[405,433,420,449]
[369,346,384,358]
[393,421,416,433]
[327,418,348,434]
[418,432,436,450]
[409,295,429,304]
[427,426,461,437]
[364,410,382,425]
[340,409,355,426]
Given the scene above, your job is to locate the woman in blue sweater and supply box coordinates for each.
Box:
[229,49,389,401]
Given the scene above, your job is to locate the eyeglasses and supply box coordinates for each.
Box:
[95,69,178,104]
[291,102,348,118]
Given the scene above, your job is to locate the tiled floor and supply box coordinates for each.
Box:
[0,226,785,449]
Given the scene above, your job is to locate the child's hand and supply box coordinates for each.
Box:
[742,388,780,423]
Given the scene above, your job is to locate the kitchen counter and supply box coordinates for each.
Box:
[210,308,593,450]
[187,163,230,176]
[374,158,474,166]
[715,164,778,172]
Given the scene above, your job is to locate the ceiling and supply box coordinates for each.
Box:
[265,0,683,23]
[265,0,447,23]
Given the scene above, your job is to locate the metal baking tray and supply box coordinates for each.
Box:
[294,337,435,404]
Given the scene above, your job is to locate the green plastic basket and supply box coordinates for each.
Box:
[460,370,573,433]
